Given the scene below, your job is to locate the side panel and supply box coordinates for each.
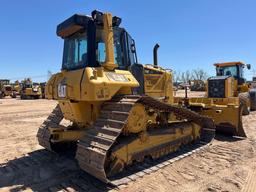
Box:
[46,67,139,125]
[58,100,102,126]
[80,68,139,101]
[143,66,173,104]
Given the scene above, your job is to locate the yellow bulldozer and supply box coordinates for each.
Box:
[175,61,256,136]
[20,78,42,99]
[0,79,17,98]
[37,10,216,183]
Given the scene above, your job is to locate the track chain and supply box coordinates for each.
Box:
[76,95,215,183]
[36,105,64,151]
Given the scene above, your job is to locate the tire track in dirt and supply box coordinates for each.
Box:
[242,164,256,192]
[0,149,110,191]
[118,111,256,192]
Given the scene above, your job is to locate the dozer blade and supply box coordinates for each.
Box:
[214,105,246,137]
[174,97,246,138]
[197,104,246,137]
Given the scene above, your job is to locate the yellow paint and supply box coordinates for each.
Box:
[111,122,200,170]
[44,11,202,163]
[21,87,42,97]
[144,65,173,104]
[102,13,117,71]
[174,97,242,136]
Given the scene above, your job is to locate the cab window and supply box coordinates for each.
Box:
[95,28,123,67]
[127,34,136,66]
[217,66,238,78]
[62,32,87,70]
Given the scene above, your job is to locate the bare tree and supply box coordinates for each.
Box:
[186,70,192,82]
[180,70,192,83]
[192,69,208,81]
[173,71,181,84]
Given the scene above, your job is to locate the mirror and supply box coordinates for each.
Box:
[131,40,136,53]
[131,44,136,53]
[247,64,251,70]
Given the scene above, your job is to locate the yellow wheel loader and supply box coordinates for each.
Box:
[20,78,42,99]
[213,61,256,115]
[0,79,17,98]
[37,10,215,183]
[175,61,256,137]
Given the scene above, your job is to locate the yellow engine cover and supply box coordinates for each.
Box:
[46,67,139,125]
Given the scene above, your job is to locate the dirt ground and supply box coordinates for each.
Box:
[0,93,256,192]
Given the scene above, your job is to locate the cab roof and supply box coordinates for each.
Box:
[56,11,122,38]
[214,61,246,67]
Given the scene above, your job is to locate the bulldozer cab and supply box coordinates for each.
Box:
[59,11,137,72]
[55,10,172,100]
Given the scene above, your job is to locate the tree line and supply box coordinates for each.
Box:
[173,69,208,83]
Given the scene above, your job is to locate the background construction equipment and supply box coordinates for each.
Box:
[0,79,17,98]
[20,78,42,99]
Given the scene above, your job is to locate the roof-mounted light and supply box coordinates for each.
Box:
[91,10,122,27]
[113,16,122,27]
[91,10,104,25]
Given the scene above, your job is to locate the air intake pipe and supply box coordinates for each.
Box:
[153,43,160,68]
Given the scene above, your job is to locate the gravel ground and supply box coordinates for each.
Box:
[0,95,256,192]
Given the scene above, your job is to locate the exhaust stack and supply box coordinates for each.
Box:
[153,43,160,68]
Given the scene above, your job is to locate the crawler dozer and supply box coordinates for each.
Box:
[37,10,215,183]
[20,78,42,99]
[175,61,256,137]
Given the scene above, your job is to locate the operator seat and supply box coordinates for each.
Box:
[226,71,231,76]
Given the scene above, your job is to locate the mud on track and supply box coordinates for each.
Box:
[0,97,256,192]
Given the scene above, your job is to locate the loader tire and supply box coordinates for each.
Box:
[11,93,17,98]
[249,89,256,111]
[239,92,250,115]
